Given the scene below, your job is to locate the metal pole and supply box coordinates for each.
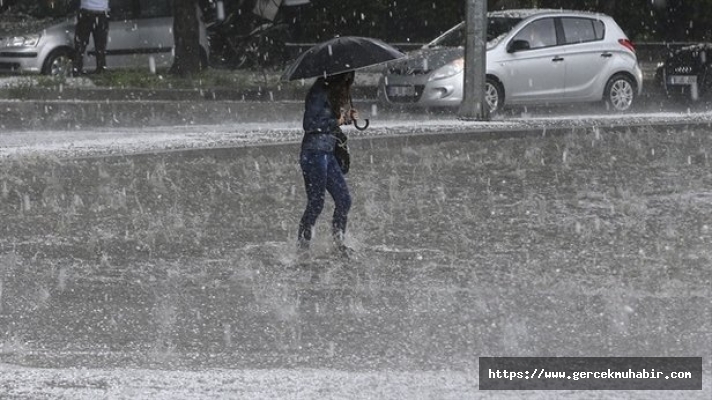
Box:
[458,0,489,120]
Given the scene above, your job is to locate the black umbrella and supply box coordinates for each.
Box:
[281,36,406,81]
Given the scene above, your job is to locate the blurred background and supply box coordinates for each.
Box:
[1,0,711,69]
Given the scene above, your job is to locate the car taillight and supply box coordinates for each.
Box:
[619,38,635,53]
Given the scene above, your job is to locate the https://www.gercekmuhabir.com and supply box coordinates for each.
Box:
[479,357,702,390]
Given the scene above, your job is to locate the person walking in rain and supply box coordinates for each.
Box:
[297,71,358,259]
[73,0,110,76]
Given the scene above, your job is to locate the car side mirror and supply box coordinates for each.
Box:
[508,39,531,53]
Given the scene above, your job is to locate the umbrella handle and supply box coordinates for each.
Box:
[348,93,369,130]
[354,118,370,131]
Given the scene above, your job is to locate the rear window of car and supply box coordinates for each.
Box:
[561,17,605,44]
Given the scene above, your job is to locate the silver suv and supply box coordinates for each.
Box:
[379,9,643,113]
[0,0,209,76]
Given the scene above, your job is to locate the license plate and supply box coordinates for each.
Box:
[668,75,697,85]
[387,85,415,97]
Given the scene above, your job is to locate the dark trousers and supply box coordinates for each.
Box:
[298,150,352,245]
[73,9,109,74]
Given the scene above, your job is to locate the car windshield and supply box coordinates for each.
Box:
[428,17,523,48]
[0,1,73,19]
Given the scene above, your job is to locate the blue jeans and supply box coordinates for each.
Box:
[297,149,351,245]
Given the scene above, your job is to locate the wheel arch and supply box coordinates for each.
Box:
[486,73,505,93]
[486,73,506,109]
[603,71,638,112]
[41,45,74,75]
[603,70,639,98]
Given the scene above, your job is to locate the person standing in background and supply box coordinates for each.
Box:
[73,0,110,76]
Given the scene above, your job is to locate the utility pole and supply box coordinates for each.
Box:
[458,0,489,120]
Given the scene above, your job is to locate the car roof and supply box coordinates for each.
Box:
[441,8,610,32]
[488,8,608,19]
[424,8,612,49]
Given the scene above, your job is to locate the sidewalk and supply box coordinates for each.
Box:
[4,107,712,160]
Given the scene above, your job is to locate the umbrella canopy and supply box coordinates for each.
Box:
[281,36,406,81]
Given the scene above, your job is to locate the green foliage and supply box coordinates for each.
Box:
[293,0,712,44]
[298,0,463,43]
[0,0,73,18]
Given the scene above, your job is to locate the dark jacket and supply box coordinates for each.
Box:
[301,78,340,152]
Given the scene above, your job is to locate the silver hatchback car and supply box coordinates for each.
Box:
[0,0,209,76]
[379,9,643,113]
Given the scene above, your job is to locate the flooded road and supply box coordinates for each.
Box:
[0,123,709,398]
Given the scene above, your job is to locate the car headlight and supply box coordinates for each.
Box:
[428,58,464,81]
[7,33,41,47]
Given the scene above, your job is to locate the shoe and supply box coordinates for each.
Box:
[335,243,356,260]
[296,239,311,263]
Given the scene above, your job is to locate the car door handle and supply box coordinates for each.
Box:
[600,52,613,58]
[552,56,564,62]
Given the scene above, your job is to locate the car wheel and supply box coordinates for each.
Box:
[604,74,635,112]
[485,78,504,114]
[41,49,73,76]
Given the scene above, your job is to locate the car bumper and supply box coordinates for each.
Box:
[664,74,701,100]
[0,47,43,73]
[634,64,644,96]
[379,73,463,108]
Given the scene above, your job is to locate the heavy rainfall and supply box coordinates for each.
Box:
[0,0,710,399]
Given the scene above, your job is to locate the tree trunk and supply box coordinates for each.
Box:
[170,0,202,77]
[459,0,489,120]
